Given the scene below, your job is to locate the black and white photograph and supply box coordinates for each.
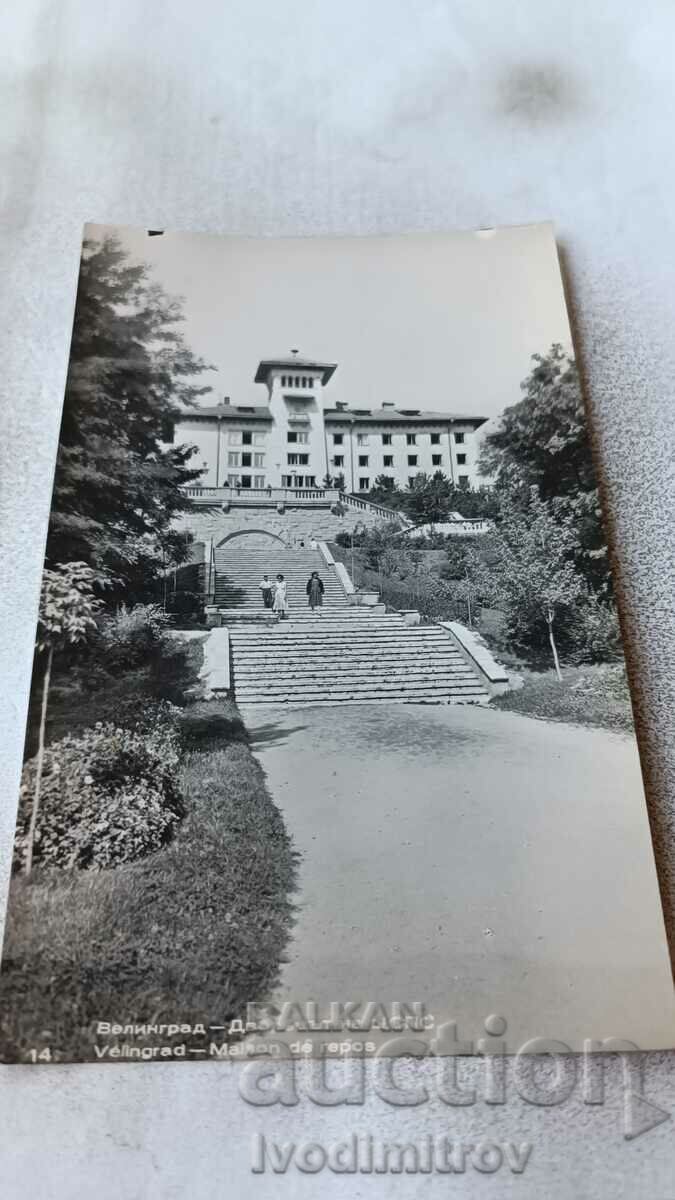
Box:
[1,222,673,1064]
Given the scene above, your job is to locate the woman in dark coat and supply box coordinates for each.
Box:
[306,571,324,614]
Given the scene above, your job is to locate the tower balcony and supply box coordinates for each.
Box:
[282,389,316,402]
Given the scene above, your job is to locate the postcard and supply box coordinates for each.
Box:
[1,222,673,1064]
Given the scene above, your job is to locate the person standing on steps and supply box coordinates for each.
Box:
[273,574,289,621]
[306,571,324,615]
[259,574,274,609]
[310,535,318,551]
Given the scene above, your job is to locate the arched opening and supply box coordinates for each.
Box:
[216,529,288,549]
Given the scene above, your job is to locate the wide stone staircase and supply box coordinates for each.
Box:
[214,546,350,618]
[215,544,489,705]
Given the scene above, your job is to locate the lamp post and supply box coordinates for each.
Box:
[351,520,365,588]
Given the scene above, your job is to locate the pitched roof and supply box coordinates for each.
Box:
[175,404,272,421]
[324,407,487,427]
[254,356,337,384]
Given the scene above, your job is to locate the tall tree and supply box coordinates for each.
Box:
[480,345,609,593]
[46,236,212,593]
[25,563,104,876]
[468,488,586,676]
[367,474,406,510]
[403,471,453,524]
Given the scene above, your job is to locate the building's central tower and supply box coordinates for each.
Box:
[254,351,337,489]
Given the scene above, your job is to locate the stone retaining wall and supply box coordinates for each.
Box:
[174,501,396,546]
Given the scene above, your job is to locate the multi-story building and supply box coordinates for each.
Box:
[172,352,487,493]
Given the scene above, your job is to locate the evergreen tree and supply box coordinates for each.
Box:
[46,236,212,594]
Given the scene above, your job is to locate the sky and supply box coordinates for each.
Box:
[85,222,573,422]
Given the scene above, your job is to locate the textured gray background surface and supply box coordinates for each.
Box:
[2,2,675,1196]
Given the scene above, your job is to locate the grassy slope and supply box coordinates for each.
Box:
[492,663,635,733]
[0,642,297,1063]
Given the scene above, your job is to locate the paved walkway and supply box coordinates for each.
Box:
[242,703,675,1050]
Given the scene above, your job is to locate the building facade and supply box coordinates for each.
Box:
[172,353,487,493]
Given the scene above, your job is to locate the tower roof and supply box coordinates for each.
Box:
[254,354,337,385]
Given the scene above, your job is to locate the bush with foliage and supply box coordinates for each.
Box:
[15,718,183,871]
[567,596,623,664]
[98,603,171,668]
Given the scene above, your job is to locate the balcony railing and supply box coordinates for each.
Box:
[181,485,411,524]
[183,486,341,505]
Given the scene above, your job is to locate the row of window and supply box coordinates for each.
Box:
[358,475,469,491]
[334,453,466,468]
[332,431,466,447]
[227,431,266,446]
[226,474,266,489]
[227,452,265,467]
[280,374,315,388]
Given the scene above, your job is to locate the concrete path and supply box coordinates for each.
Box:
[242,703,675,1050]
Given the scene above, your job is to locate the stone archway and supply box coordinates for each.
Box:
[216,528,289,550]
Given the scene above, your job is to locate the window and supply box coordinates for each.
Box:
[253,452,264,467]
[287,453,299,466]
[242,431,252,445]
[240,476,251,489]
[458,475,469,489]
[227,473,239,486]
[227,451,239,467]
[432,454,442,466]
[333,455,344,467]
[359,477,370,491]
[296,431,309,444]
[357,433,369,446]
[306,475,316,486]
[358,455,369,467]
[282,474,293,487]
[253,475,265,488]
[287,431,298,443]
[430,433,441,445]
[253,432,265,445]
[228,431,242,446]
[454,432,465,444]
[333,433,344,445]
[293,453,309,465]
[241,453,252,467]
[408,477,415,488]
[382,433,392,445]
[456,453,467,465]
[406,433,416,445]
[383,455,394,467]
[408,455,418,467]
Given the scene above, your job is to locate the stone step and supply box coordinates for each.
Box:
[239,695,487,707]
[230,645,465,662]
[230,631,456,646]
[234,675,486,692]
[234,672,475,691]
[235,684,487,702]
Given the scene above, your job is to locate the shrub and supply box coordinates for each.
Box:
[567,597,623,664]
[98,603,171,669]
[15,720,183,871]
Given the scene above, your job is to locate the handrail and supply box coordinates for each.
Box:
[338,491,412,526]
